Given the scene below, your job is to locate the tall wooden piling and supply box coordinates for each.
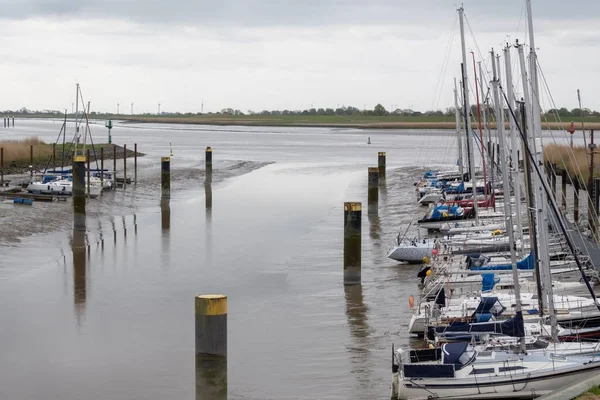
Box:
[3,118,5,128]
[205,147,212,184]
[86,149,91,198]
[367,167,379,215]
[161,157,170,199]
[52,143,56,172]
[378,152,386,183]
[551,163,557,200]
[100,147,104,189]
[134,143,138,184]
[123,144,127,188]
[574,180,580,224]
[562,169,567,211]
[0,147,3,187]
[73,155,86,231]
[30,144,33,167]
[11,117,14,127]
[496,143,500,165]
[195,294,227,400]
[343,202,362,285]
[113,144,117,176]
[595,178,600,217]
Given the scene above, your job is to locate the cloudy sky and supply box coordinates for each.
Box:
[1,0,599,114]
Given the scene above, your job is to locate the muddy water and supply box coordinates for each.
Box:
[0,120,460,399]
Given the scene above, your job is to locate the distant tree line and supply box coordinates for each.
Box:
[3,105,600,119]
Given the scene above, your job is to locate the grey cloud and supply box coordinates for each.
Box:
[3,0,596,27]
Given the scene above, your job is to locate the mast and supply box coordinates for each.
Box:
[517,43,546,318]
[74,83,80,156]
[492,49,525,352]
[458,6,479,223]
[479,61,494,205]
[454,78,464,178]
[472,52,488,199]
[526,0,557,341]
[504,44,524,255]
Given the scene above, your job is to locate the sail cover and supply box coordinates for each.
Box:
[442,342,476,370]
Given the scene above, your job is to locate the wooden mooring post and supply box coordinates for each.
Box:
[205,146,212,184]
[86,149,91,198]
[367,167,379,215]
[343,202,362,285]
[574,180,580,224]
[100,147,104,191]
[378,152,386,183]
[0,147,3,187]
[134,143,138,184]
[562,169,567,211]
[123,144,127,188]
[73,155,86,231]
[195,294,227,400]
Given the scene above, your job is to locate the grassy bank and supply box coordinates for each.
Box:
[0,138,143,174]
[575,385,600,399]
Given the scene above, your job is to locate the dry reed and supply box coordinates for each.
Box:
[0,137,52,165]
[544,143,593,183]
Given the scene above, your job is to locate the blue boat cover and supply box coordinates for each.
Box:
[469,252,534,271]
[481,273,499,292]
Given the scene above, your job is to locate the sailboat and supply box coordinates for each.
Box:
[391,3,600,399]
[26,84,106,198]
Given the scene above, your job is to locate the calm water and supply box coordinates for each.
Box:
[0,120,467,399]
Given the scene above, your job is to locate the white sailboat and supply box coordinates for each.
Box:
[391,3,600,399]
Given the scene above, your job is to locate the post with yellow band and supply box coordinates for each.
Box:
[161,157,171,199]
[73,155,86,231]
[367,168,379,215]
[378,152,386,183]
[205,147,212,184]
[344,202,362,285]
[195,294,227,400]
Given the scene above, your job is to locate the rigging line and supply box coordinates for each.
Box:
[463,14,487,72]
[501,88,600,313]
[431,15,458,111]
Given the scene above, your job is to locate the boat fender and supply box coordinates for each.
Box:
[492,229,502,236]
[408,295,414,309]
[62,186,66,192]
[47,185,50,191]
[442,212,448,217]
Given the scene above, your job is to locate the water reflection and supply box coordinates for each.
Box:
[368,214,381,242]
[205,183,212,219]
[344,284,372,391]
[195,354,226,400]
[161,199,171,232]
[72,229,87,321]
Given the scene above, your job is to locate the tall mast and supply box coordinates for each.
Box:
[472,52,487,199]
[526,0,557,341]
[454,78,464,178]
[75,83,80,156]
[504,44,524,254]
[458,6,479,223]
[491,49,525,352]
[479,62,493,203]
[517,43,546,319]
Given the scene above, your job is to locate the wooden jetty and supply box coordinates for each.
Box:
[0,190,58,202]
